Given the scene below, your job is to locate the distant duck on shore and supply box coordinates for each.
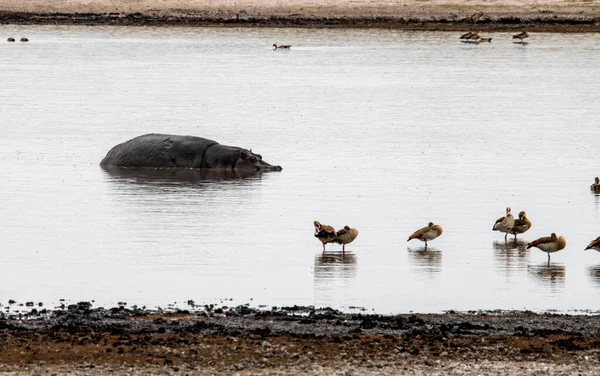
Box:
[273,43,291,50]
[459,32,491,44]
[513,31,529,44]
[20,37,29,42]
[7,37,15,42]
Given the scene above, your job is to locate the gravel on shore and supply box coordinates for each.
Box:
[2,304,600,375]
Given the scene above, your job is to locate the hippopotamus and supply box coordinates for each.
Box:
[100,134,282,172]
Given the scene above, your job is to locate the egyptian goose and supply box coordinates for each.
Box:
[591,177,600,192]
[459,32,481,43]
[20,37,28,42]
[314,221,337,253]
[407,222,443,249]
[468,11,485,23]
[273,43,291,50]
[493,207,515,241]
[333,226,359,253]
[459,31,478,40]
[512,31,529,42]
[527,233,567,263]
[7,37,15,42]
[510,211,532,239]
[585,236,600,252]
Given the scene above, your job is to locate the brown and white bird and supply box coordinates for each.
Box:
[333,226,359,253]
[527,233,566,263]
[273,43,291,50]
[20,37,28,42]
[468,11,485,23]
[459,31,479,40]
[585,236,600,252]
[510,211,532,239]
[7,37,15,42]
[493,207,515,241]
[407,222,443,249]
[512,31,529,42]
[459,31,481,43]
[590,177,600,192]
[314,221,337,253]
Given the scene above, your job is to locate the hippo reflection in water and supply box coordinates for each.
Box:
[100,134,282,172]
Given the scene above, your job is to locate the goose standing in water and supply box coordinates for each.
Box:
[527,233,566,264]
[314,221,337,253]
[407,222,443,249]
[510,211,532,239]
[273,43,291,50]
[591,177,600,192]
[7,37,15,42]
[459,32,481,43]
[512,31,529,43]
[493,207,515,241]
[459,31,478,40]
[334,226,359,253]
[20,37,28,42]
[585,236,600,252]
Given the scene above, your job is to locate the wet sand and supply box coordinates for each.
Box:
[2,304,600,375]
[0,0,599,30]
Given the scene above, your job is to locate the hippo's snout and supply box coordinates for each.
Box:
[262,164,282,172]
[253,158,282,172]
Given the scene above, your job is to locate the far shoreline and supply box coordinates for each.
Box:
[1,11,600,32]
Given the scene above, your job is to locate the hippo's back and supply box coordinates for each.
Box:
[100,133,219,168]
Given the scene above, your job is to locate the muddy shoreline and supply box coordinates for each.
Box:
[2,304,600,374]
[1,11,600,32]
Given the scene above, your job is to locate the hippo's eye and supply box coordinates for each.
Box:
[249,156,257,163]
[240,153,247,160]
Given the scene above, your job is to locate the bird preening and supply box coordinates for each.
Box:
[527,233,567,265]
[407,222,443,249]
[314,221,358,254]
[585,236,600,252]
[314,221,337,253]
[493,207,515,241]
[510,211,532,239]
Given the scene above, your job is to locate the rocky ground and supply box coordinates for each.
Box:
[2,303,600,375]
[0,0,599,31]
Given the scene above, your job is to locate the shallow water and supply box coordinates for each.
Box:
[1,26,600,313]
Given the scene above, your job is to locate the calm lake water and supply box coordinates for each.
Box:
[1,25,600,313]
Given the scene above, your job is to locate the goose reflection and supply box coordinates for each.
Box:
[407,247,442,270]
[528,263,565,286]
[587,265,600,286]
[493,239,528,257]
[314,252,357,280]
[493,239,529,273]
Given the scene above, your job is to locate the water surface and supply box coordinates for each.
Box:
[1,26,600,313]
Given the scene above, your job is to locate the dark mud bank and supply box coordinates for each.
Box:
[3,304,600,339]
[1,11,600,31]
[2,304,600,367]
